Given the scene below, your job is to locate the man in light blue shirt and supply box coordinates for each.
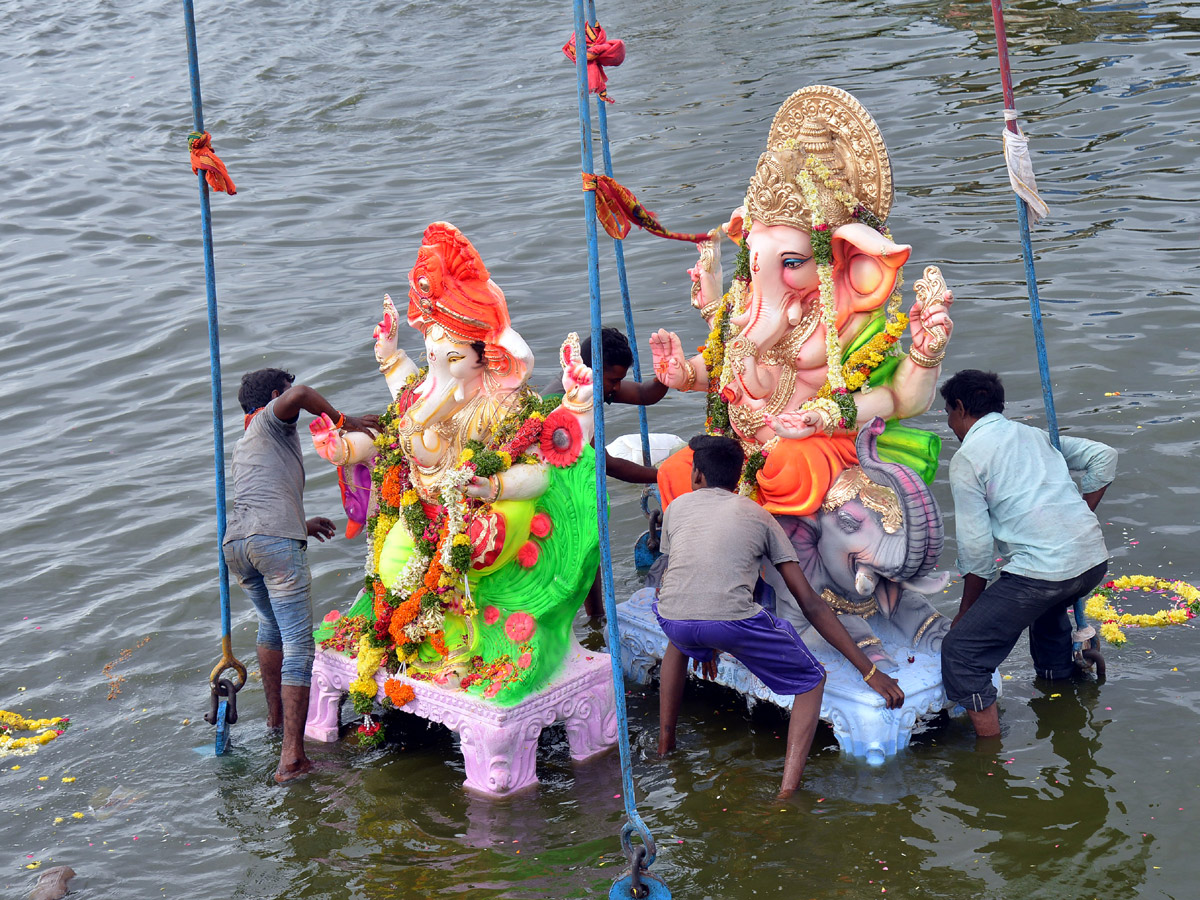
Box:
[939,370,1116,738]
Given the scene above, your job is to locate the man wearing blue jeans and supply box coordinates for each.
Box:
[940,370,1116,739]
[223,368,378,783]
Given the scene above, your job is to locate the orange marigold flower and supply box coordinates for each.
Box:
[429,631,449,656]
[384,679,415,707]
[380,465,407,508]
[393,598,422,628]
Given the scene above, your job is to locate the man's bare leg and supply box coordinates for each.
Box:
[967,703,1001,738]
[778,677,825,799]
[657,643,689,756]
[275,684,314,783]
[584,569,603,619]
[257,646,284,730]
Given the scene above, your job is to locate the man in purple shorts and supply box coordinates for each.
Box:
[655,435,905,797]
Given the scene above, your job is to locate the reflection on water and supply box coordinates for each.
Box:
[3,0,1199,897]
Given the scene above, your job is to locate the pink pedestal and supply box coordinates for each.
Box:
[305,642,618,796]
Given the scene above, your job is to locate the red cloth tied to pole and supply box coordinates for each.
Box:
[188,131,237,195]
[582,173,711,244]
[562,22,625,103]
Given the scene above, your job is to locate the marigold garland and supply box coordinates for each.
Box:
[384,679,416,708]
[1085,575,1199,645]
[0,710,70,758]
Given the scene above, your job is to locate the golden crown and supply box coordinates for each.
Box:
[744,85,894,233]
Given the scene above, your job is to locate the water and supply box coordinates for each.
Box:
[2,0,1198,897]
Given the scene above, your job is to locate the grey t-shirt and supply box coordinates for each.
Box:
[656,487,798,622]
[223,397,307,544]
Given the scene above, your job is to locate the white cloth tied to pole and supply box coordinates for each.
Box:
[1002,108,1049,224]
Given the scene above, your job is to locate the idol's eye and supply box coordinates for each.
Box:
[837,509,863,534]
[416,275,432,294]
[782,255,810,270]
[446,352,465,363]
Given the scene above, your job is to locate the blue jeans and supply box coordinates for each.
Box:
[941,561,1107,711]
[223,535,315,687]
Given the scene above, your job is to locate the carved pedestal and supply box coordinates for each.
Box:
[617,587,1000,765]
[305,642,618,796]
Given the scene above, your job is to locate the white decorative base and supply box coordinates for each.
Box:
[617,587,1000,765]
[305,641,618,796]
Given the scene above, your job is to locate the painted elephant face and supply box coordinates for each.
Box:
[408,324,485,429]
[740,222,912,343]
[815,498,907,599]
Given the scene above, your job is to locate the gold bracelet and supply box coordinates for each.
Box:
[559,389,591,414]
[681,359,697,391]
[907,346,945,369]
[378,350,406,373]
[488,475,503,502]
[862,663,877,683]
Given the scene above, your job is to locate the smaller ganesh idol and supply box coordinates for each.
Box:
[310,222,600,710]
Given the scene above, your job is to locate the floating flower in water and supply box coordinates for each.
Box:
[1085,574,1199,645]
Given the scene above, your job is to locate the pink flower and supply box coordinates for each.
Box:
[483,605,501,625]
[484,681,503,698]
[530,512,553,538]
[323,610,341,622]
[517,651,532,669]
[505,611,537,643]
[517,541,540,568]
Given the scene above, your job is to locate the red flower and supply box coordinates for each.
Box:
[483,605,501,625]
[505,611,537,643]
[516,540,540,568]
[540,407,583,467]
[530,512,553,538]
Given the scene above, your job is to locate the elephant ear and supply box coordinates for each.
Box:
[832,222,912,327]
[774,514,820,576]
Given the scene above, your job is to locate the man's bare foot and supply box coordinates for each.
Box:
[274,758,314,784]
[656,731,676,757]
[776,786,796,801]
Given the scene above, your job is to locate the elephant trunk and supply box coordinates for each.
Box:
[855,417,943,581]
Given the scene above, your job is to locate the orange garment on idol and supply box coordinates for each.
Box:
[656,434,858,516]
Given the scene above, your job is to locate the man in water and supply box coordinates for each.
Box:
[223,368,378,783]
[939,369,1116,739]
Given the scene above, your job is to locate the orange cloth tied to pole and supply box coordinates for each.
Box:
[581,173,712,244]
[562,22,625,103]
[188,131,236,195]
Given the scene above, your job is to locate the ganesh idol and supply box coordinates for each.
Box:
[308,222,602,706]
[649,86,956,666]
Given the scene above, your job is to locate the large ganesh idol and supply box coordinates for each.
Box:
[311,223,600,707]
[649,86,954,666]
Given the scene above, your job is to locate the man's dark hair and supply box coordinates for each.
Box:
[238,368,295,413]
[688,434,744,491]
[580,327,634,370]
[940,369,1005,418]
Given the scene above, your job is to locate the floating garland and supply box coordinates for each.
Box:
[1084,575,1199,645]
[0,710,69,759]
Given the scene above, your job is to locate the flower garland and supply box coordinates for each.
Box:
[0,710,69,759]
[703,236,747,438]
[1085,575,1199,645]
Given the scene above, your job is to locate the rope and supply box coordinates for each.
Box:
[181,0,244,749]
[571,0,666,892]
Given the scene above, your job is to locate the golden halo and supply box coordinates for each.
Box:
[766,85,894,222]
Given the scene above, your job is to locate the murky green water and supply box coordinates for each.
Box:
[3,1,1198,897]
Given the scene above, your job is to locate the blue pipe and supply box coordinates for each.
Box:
[1014,196,1060,450]
[182,0,234,669]
[571,0,658,868]
[586,0,651,468]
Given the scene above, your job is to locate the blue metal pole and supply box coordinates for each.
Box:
[182,0,235,678]
[989,0,1060,450]
[585,0,651,468]
[571,0,658,868]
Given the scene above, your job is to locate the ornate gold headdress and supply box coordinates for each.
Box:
[744,85,894,233]
[821,466,903,534]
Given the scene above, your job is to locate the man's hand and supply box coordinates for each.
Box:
[343,414,380,434]
[306,517,336,542]
[864,667,904,709]
[692,656,718,681]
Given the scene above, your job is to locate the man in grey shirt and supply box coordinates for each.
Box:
[655,435,904,798]
[223,368,378,783]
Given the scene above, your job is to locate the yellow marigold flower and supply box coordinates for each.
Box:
[458,448,475,464]
[72,812,84,819]
[1100,623,1126,645]
[62,776,75,783]
[496,451,513,468]
[400,490,419,507]
[452,533,470,546]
